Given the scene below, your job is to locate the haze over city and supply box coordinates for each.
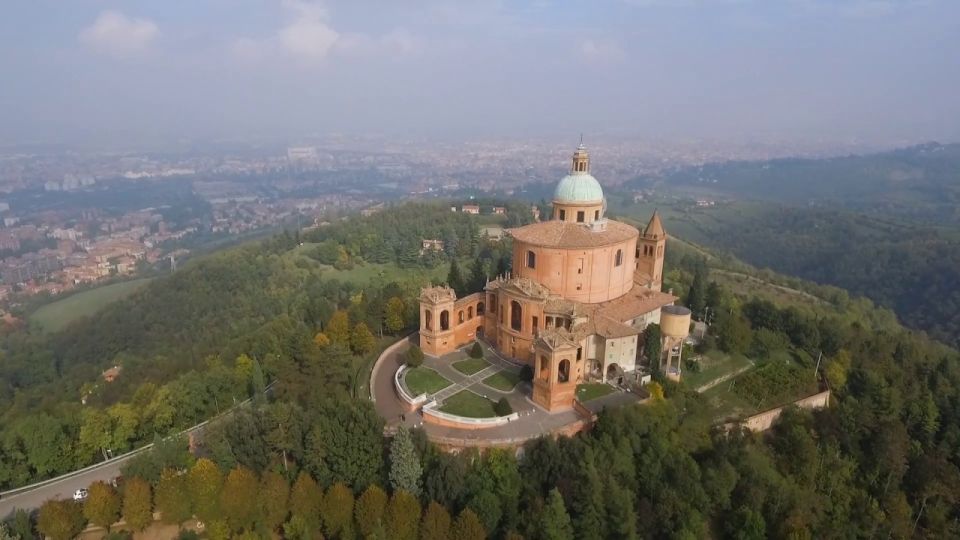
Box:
[3,0,959,148]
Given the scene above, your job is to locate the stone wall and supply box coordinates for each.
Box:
[739,389,831,432]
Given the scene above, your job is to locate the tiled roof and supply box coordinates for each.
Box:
[507,219,638,248]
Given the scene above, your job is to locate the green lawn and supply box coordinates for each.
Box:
[438,390,498,418]
[453,357,490,375]
[404,367,452,395]
[284,244,451,286]
[30,278,154,332]
[482,370,521,391]
[576,383,616,402]
[682,350,753,390]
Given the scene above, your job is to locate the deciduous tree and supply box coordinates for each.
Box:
[220,467,259,532]
[321,482,354,538]
[84,480,120,531]
[326,311,351,346]
[354,485,388,538]
[122,476,153,531]
[187,458,223,523]
[386,490,421,540]
[37,500,85,540]
[385,297,406,334]
[289,472,323,533]
[258,471,290,532]
[419,501,451,540]
[351,322,376,355]
[156,468,191,526]
[450,509,485,540]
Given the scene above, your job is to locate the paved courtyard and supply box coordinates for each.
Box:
[372,337,643,446]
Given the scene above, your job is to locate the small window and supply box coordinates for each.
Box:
[594,210,599,220]
[559,209,566,220]
[533,316,539,333]
[526,250,536,269]
[577,211,585,223]
[615,249,623,267]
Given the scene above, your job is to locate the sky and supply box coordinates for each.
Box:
[1,0,958,148]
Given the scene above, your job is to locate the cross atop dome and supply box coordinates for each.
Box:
[571,141,590,174]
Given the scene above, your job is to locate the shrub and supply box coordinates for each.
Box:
[686,359,701,373]
[519,365,533,382]
[494,398,513,416]
[406,346,424,367]
[468,342,483,359]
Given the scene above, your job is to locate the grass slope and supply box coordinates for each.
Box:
[452,357,490,375]
[405,367,452,395]
[30,278,154,332]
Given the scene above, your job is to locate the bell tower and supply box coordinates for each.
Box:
[531,332,581,411]
[636,211,666,290]
[419,286,457,357]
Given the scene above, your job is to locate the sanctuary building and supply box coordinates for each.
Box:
[419,144,681,411]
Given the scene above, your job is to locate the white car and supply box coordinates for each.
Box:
[72,488,88,501]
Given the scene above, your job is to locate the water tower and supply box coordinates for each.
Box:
[660,305,691,381]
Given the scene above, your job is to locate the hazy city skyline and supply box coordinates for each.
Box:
[2,0,959,148]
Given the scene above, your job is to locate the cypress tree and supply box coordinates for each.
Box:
[447,259,466,297]
[389,427,423,496]
[538,489,574,540]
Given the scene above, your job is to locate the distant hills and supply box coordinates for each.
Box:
[634,142,960,227]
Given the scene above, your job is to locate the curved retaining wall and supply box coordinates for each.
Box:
[395,365,430,409]
[421,399,519,430]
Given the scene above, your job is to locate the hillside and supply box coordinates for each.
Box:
[632,142,960,226]
[612,198,960,348]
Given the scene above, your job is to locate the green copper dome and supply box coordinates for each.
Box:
[553,173,604,203]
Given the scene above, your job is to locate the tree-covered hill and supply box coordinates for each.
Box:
[613,199,960,348]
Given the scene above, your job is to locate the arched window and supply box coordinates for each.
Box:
[539,356,549,380]
[510,300,522,331]
[440,310,450,331]
[425,309,433,331]
[526,250,536,269]
[477,301,485,315]
[558,359,570,383]
[468,306,474,319]
[458,310,464,324]
[615,249,623,267]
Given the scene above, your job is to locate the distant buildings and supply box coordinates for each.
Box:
[421,239,445,254]
[461,204,480,214]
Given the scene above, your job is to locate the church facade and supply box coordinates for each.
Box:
[419,144,677,411]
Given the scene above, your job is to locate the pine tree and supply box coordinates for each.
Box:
[326,310,351,346]
[538,489,573,540]
[644,323,662,368]
[351,322,376,355]
[354,484,388,538]
[569,454,604,540]
[389,427,423,496]
[687,266,708,318]
[321,482,354,538]
[83,480,120,531]
[122,476,153,531]
[420,501,452,540]
[468,257,488,293]
[447,259,466,297]
[156,468,191,526]
[386,490,421,540]
[451,509,486,540]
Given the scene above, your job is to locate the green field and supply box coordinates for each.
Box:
[482,370,521,391]
[438,390,498,418]
[453,357,490,375]
[405,367,452,395]
[30,278,154,332]
[576,383,616,402]
[284,243,448,284]
[682,350,753,390]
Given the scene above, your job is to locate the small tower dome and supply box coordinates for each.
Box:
[553,143,604,204]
